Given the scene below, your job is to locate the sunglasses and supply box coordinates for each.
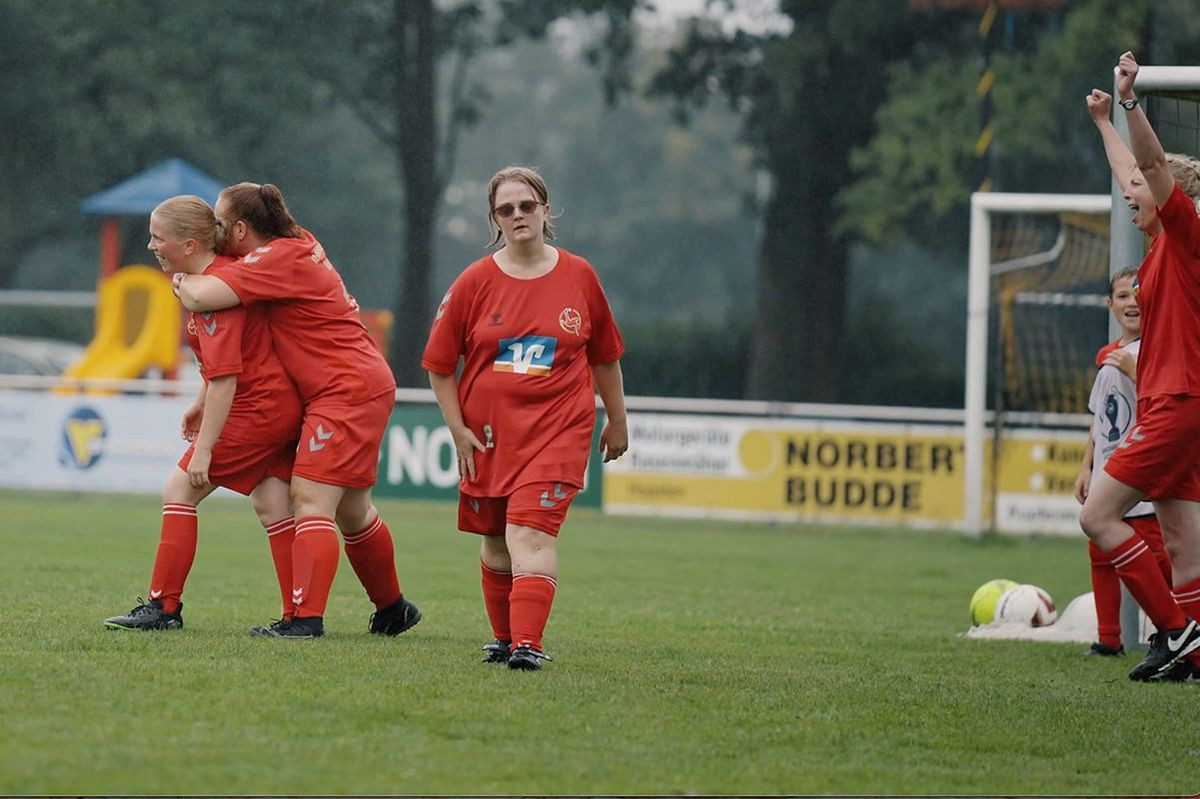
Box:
[493,200,544,219]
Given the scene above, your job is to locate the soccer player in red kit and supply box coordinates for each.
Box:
[105,195,301,630]
[1079,52,1200,681]
[423,165,629,670]
[174,183,419,639]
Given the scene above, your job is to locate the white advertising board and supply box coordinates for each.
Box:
[0,390,193,494]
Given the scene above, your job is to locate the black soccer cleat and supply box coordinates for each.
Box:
[249,618,290,637]
[1129,621,1200,681]
[482,639,512,664]
[250,616,324,639]
[1086,642,1125,657]
[1150,659,1200,683]
[368,596,422,636]
[507,644,553,671]
[104,598,182,631]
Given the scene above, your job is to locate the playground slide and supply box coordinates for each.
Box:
[58,265,181,392]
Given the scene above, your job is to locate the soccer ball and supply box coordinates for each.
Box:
[969,578,1019,626]
[994,583,1058,627]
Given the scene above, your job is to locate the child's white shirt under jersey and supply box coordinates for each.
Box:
[1088,338,1154,517]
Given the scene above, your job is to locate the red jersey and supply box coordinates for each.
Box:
[1135,185,1200,398]
[1094,339,1121,369]
[422,248,624,496]
[210,230,395,404]
[186,256,301,446]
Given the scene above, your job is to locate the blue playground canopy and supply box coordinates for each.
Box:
[80,158,225,215]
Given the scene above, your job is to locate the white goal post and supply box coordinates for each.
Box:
[964,192,1109,538]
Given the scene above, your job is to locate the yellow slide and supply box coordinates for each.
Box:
[59,265,181,392]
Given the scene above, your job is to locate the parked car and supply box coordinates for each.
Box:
[0,335,85,376]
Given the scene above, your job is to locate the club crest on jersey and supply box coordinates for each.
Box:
[559,307,582,336]
[494,335,556,375]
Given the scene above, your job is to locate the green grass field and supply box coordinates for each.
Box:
[1,489,1197,796]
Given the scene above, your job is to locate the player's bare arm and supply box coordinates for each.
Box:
[1087,89,1138,194]
[428,371,486,481]
[189,375,236,489]
[591,359,628,462]
[1119,51,1175,207]
[176,274,241,313]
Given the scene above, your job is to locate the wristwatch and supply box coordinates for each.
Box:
[1119,97,1139,110]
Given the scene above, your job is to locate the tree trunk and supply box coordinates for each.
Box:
[745,97,848,403]
[389,0,439,388]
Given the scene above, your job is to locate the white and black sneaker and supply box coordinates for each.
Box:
[104,598,182,631]
[1130,620,1200,681]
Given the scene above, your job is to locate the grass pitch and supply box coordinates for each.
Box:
[0,489,1197,796]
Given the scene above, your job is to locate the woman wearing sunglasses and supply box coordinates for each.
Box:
[423,165,628,670]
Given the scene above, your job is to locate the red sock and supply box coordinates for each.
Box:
[343,516,402,611]
[1108,533,1187,631]
[481,562,513,641]
[147,503,198,615]
[509,573,556,652]
[264,517,296,620]
[1175,575,1200,624]
[1088,541,1122,650]
[1134,520,1173,587]
[292,517,340,619]
[1173,576,1200,669]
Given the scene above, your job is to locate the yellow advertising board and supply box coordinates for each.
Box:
[603,414,1086,533]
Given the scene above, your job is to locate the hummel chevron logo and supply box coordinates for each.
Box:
[149,589,162,599]
[1166,620,1198,653]
[1117,426,1145,449]
[203,320,217,335]
[293,588,304,605]
[539,483,570,508]
[307,425,334,452]
[242,246,272,265]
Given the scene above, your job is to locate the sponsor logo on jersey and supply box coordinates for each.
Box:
[559,307,582,335]
[494,336,556,375]
[60,406,107,469]
[489,312,503,327]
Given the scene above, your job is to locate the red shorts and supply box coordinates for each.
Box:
[178,438,295,496]
[1104,394,1200,501]
[457,482,579,537]
[291,391,393,489]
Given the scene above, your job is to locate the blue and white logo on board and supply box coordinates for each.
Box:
[60,406,107,469]
[494,335,556,375]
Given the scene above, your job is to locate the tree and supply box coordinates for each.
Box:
[285,0,645,386]
[650,1,960,402]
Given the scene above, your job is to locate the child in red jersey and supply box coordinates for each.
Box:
[1078,53,1200,681]
[105,195,301,631]
[175,184,419,639]
[423,165,629,670]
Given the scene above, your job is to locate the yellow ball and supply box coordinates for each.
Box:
[969,578,1019,626]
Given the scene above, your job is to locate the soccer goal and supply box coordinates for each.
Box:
[963,66,1200,538]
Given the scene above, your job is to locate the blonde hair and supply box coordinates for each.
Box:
[1166,152,1200,203]
[151,195,218,251]
[485,165,557,247]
